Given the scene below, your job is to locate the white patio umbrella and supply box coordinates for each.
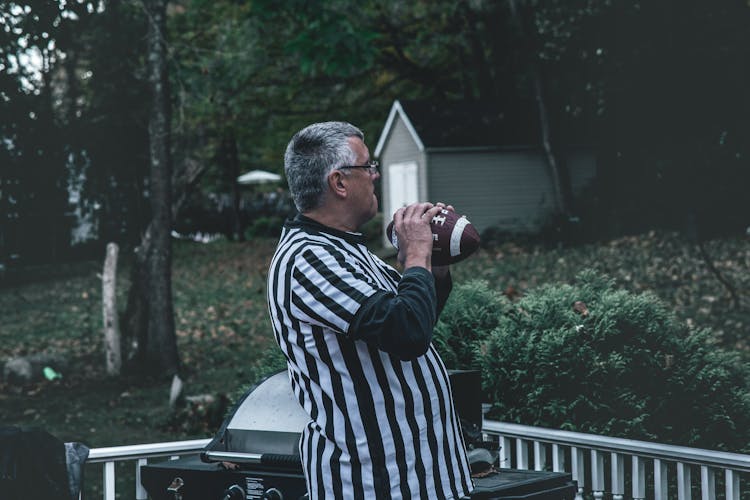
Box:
[237,170,282,185]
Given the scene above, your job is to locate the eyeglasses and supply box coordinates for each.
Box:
[338,160,379,175]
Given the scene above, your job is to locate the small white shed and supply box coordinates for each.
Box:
[374,99,596,243]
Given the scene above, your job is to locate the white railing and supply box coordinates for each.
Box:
[84,424,749,500]
[85,438,210,500]
[483,420,749,500]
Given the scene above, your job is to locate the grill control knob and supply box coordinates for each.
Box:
[263,487,284,500]
[221,484,244,500]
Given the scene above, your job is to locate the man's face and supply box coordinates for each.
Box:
[346,136,380,226]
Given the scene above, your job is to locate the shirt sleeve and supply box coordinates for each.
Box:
[289,245,379,335]
[348,267,438,361]
[434,269,453,319]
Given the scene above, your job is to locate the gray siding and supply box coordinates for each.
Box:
[379,116,425,244]
[376,105,597,241]
[428,150,557,233]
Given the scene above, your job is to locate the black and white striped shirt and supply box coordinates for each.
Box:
[267,215,473,500]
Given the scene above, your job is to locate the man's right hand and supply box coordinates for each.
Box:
[392,202,443,271]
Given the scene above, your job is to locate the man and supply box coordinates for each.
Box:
[267,121,473,499]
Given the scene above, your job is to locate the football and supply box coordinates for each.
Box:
[386,208,481,265]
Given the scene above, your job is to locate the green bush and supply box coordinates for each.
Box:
[257,343,289,378]
[245,216,284,238]
[360,212,384,245]
[477,270,750,451]
[434,280,511,369]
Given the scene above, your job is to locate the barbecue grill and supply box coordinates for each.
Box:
[141,370,576,499]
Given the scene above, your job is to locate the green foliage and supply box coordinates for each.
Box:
[228,345,289,409]
[268,0,380,78]
[359,212,384,245]
[244,216,284,239]
[451,231,750,354]
[477,270,750,451]
[257,344,289,379]
[434,280,511,369]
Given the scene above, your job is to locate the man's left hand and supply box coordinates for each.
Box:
[431,202,454,280]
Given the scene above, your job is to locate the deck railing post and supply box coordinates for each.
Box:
[632,455,646,500]
[700,465,716,500]
[725,469,739,500]
[516,439,529,470]
[677,462,691,500]
[611,452,624,500]
[136,458,148,500]
[500,436,512,468]
[591,450,605,499]
[103,461,115,500]
[571,446,585,500]
[552,443,564,472]
[533,441,545,471]
[654,458,668,500]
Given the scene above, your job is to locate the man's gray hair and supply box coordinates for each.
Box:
[284,121,364,212]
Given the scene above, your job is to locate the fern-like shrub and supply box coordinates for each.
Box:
[478,270,750,451]
[434,280,511,369]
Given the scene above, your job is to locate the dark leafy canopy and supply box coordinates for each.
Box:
[579,1,750,238]
[461,271,750,452]
[0,1,78,263]
[2,0,750,263]
[1,0,150,265]
[74,1,150,247]
[167,0,470,182]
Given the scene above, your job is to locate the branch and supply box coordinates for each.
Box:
[696,241,741,310]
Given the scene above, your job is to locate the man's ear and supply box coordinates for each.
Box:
[328,170,348,199]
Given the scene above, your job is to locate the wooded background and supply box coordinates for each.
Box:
[2,1,749,376]
[2,0,748,265]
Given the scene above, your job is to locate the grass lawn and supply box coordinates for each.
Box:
[0,230,748,495]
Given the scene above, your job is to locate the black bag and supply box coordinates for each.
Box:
[0,426,72,500]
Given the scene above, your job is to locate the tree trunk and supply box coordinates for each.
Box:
[459,2,496,102]
[102,243,122,376]
[532,75,570,216]
[224,131,244,241]
[122,231,149,367]
[121,158,206,371]
[142,0,179,377]
[508,0,572,216]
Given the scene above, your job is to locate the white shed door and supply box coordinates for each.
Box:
[387,161,419,217]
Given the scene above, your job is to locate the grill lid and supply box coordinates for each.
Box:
[202,370,309,463]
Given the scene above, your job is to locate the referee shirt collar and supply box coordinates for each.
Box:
[288,214,367,245]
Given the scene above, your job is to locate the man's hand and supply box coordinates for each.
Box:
[431,202,454,279]
[393,202,444,271]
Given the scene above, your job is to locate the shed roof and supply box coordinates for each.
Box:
[375,99,539,156]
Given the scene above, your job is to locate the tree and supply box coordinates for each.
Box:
[532,0,750,238]
[139,0,179,376]
[73,0,151,247]
[0,1,76,264]
[509,0,572,217]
